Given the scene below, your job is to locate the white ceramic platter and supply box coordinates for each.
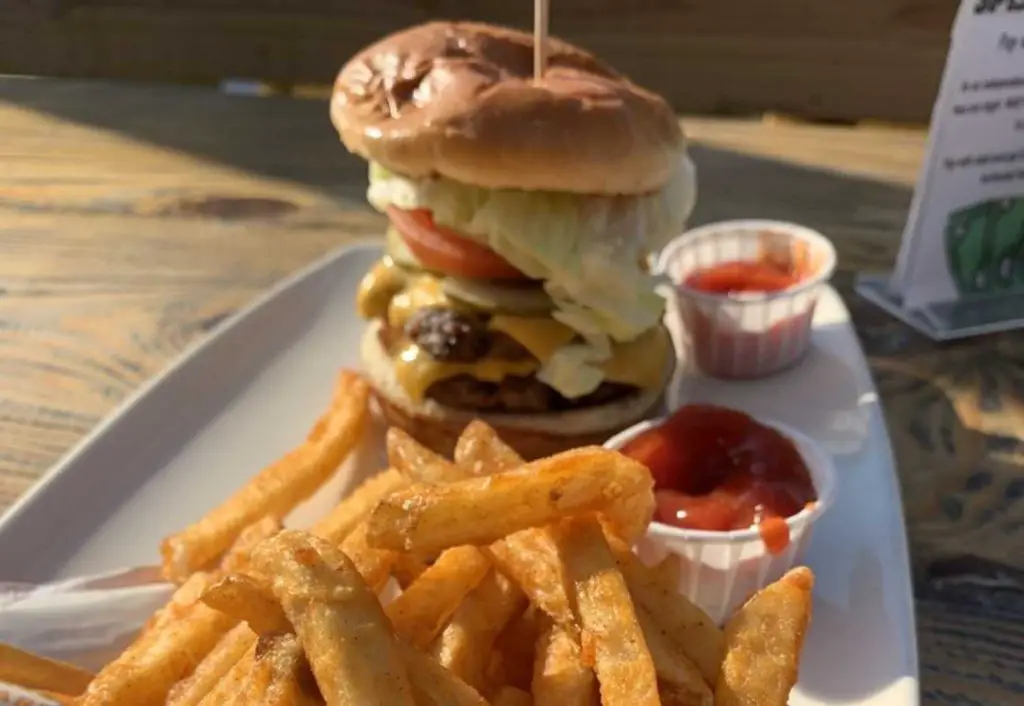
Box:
[0,244,919,706]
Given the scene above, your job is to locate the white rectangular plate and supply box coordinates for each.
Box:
[0,244,918,706]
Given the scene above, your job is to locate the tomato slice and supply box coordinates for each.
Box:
[387,207,527,280]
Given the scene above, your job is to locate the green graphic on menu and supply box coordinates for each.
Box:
[945,197,1024,296]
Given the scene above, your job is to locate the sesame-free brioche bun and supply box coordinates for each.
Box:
[360,321,671,460]
[331,21,684,195]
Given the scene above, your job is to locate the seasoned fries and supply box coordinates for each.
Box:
[235,633,320,706]
[431,569,526,690]
[715,568,814,706]
[367,446,655,553]
[161,370,369,583]
[8,373,815,706]
[0,644,93,696]
[387,427,465,484]
[386,545,492,648]
[531,619,597,706]
[251,530,417,705]
[557,516,660,706]
[454,419,524,475]
[166,623,256,706]
[311,466,407,544]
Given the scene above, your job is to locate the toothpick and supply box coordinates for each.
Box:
[534,0,550,80]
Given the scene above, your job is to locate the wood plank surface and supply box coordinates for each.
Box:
[1,77,1023,705]
[0,0,956,122]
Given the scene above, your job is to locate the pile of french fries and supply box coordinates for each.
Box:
[0,369,813,706]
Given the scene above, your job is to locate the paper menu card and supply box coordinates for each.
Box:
[864,0,1024,339]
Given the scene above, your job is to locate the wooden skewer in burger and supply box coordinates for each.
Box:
[332,20,697,459]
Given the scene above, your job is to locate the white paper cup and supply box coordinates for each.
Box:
[656,220,837,380]
[605,415,837,625]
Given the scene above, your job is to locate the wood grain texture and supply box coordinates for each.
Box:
[1,78,1023,705]
[0,0,955,122]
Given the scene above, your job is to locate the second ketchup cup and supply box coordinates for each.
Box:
[657,220,837,380]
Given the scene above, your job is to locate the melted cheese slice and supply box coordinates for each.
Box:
[358,259,670,400]
[393,326,669,402]
[488,315,577,360]
[394,345,541,402]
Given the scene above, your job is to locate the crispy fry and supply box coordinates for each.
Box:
[610,545,724,685]
[0,643,94,696]
[201,575,289,634]
[431,569,526,690]
[386,545,492,647]
[493,606,541,692]
[367,447,654,554]
[400,641,490,706]
[485,528,573,626]
[715,567,814,706]
[492,685,534,706]
[311,467,407,544]
[145,571,215,634]
[531,618,596,706]
[196,646,255,706]
[391,552,432,589]
[454,420,524,476]
[339,520,398,592]
[557,516,659,706]
[251,530,416,706]
[634,606,713,706]
[219,515,284,575]
[234,633,322,706]
[79,571,235,706]
[387,428,464,484]
[161,371,369,582]
[166,623,256,706]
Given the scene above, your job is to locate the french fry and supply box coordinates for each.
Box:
[492,685,534,706]
[391,552,432,589]
[311,467,408,544]
[196,646,256,706]
[367,447,654,554]
[485,528,573,626]
[250,530,417,706]
[161,370,369,582]
[400,641,490,706]
[556,516,659,706]
[493,606,541,693]
[634,607,713,706]
[387,428,464,484]
[166,623,256,706]
[431,569,526,690]
[531,619,596,706]
[386,545,492,647]
[201,575,289,634]
[0,643,94,696]
[78,571,235,706]
[453,420,524,476]
[715,567,814,706]
[610,546,724,685]
[219,515,284,575]
[339,520,398,592]
[233,633,321,706]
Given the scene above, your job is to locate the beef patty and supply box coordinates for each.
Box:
[382,307,638,414]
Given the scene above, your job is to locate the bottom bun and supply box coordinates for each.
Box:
[361,321,671,460]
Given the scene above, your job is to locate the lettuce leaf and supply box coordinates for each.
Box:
[367,154,696,344]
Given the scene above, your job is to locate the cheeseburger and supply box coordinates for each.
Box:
[332,21,697,459]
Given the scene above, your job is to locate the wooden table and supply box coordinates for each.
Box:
[1,77,1022,705]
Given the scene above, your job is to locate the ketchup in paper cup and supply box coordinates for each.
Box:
[604,405,837,624]
[657,220,837,380]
